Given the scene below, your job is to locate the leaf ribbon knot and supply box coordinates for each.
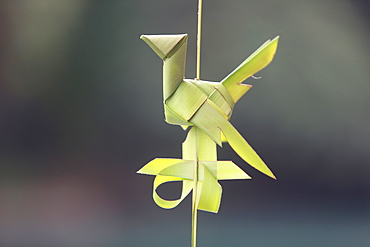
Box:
[138,129,251,213]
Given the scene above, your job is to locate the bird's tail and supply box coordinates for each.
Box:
[221,36,279,103]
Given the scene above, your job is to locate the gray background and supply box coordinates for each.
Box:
[0,0,369,246]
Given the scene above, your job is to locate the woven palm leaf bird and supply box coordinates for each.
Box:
[138,34,279,213]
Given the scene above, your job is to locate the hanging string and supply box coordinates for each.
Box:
[196,0,203,80]
[193,3,203,246]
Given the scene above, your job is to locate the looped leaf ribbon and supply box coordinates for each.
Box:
[138,159,250,213]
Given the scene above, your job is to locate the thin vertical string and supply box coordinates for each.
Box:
[196,0,203,80]
[193,1,203,246]
[191,127,199,247]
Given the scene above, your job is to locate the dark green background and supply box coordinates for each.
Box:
[0,0,369,246]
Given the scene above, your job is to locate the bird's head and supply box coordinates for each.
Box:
[140,34,188,61]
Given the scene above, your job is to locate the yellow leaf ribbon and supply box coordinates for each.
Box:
[138,33,279,212]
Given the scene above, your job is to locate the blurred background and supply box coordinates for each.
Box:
[0,0,369,246]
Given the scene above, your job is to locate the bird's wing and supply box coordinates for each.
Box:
[191,100,276,179]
